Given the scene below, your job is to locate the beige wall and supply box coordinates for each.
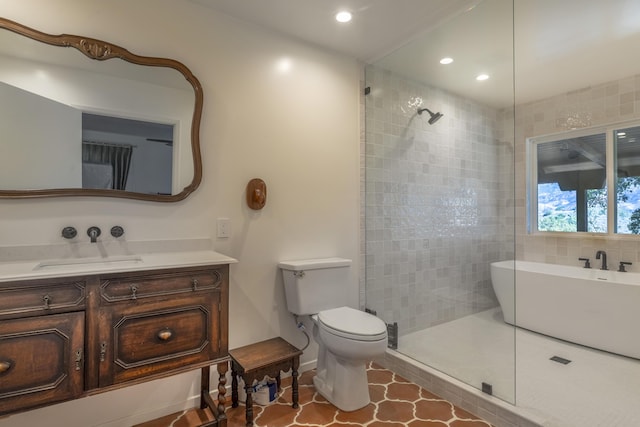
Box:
[0,1,361,425]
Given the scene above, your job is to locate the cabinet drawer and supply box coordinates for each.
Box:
[100,268,223,303]
[0,280,85,319]
[0,312,84,414]
[98,294,221,386]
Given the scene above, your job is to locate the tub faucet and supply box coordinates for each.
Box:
[595,250,607,270]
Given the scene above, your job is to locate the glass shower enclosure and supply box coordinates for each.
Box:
[364,0,516,404]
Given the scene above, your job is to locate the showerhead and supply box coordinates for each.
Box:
[417,107,443,125]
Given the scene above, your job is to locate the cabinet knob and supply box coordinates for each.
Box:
[157,328,174,341]
[130,285,138,300]
[0,360,11,374]
[192,278,198,291]
[43,294,51,309]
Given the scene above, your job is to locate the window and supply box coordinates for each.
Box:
[529,122,640,235]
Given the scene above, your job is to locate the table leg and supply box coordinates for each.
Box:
[244,382,254,426]
[231,362,239,408]
[291,357,300,409]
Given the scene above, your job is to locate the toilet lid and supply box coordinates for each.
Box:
[317,307,387,341]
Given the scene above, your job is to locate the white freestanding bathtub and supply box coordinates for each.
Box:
[490,260,640,359]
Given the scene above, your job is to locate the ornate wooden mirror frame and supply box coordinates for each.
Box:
[0,17,203,202]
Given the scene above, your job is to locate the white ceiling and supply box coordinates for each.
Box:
[191,0,478,63]
[193,0,640,109]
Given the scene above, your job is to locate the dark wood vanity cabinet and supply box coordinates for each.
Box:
[0,264,230,425]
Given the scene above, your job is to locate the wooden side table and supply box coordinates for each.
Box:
[230,337,303,426]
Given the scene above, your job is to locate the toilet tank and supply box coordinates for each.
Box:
[278,258,352,315]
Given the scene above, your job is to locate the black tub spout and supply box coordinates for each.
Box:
[595,250,607,270]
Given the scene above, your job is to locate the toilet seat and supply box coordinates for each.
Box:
[317,306,387,342]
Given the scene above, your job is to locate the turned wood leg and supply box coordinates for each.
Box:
[244,382,254,426]
[217,361,229,423]
[276,372,281,392]
[291,357,300,409]
[231,362,239,408]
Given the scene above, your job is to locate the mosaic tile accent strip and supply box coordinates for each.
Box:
[136,364,493,427]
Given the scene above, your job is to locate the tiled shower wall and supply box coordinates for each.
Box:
[514,74,640,266]
[363,66,514,334]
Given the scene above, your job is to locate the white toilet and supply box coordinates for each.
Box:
[278,258,388,411]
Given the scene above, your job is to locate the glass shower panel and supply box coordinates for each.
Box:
[364,0,516,404]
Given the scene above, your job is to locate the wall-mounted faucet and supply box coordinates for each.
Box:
[595,250,607,270]
[87,226,101,243]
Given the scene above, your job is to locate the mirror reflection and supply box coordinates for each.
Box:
[0,18,202,201]
[82,113,173,194]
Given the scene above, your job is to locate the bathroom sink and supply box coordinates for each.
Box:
[33,255,143,270]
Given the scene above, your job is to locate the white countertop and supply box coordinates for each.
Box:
[0,250,238,282]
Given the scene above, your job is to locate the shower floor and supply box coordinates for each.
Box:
[399,308,640,427]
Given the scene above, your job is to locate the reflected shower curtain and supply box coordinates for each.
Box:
[82,142,132,190]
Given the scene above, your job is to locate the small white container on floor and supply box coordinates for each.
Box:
[237,378,278,405]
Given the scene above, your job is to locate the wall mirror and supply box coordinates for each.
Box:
[0,17,203,202]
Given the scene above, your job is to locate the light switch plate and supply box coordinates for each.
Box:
[217,218,230,238]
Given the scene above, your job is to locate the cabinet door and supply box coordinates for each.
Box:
[97,293,221,386]
[0,312,84,414]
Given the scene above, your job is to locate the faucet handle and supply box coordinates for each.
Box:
[578,257,591,268]
[618,261,632,272]
[110,226,124,238]
[62,226,77,239]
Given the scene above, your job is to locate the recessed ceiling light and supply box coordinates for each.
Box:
[440,57,453,65]
[335,11,352,23]
[476,74,490,81]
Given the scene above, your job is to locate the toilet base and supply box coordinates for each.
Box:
[313,353,371,412]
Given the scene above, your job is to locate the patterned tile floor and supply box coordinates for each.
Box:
[136,363,492,427]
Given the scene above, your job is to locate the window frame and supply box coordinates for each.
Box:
[527,119,640,236]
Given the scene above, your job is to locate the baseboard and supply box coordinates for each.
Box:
[298,358,317,374]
